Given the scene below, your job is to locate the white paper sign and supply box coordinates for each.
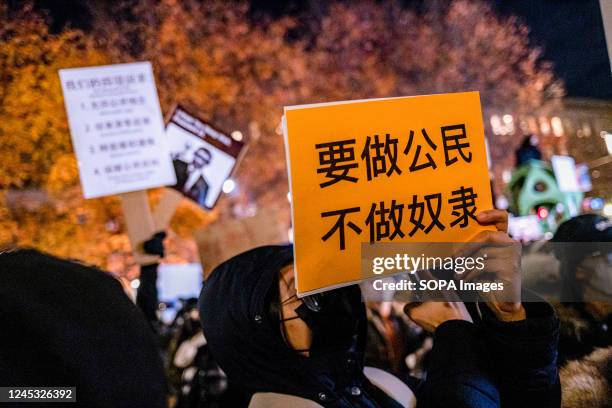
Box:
[551,155,580,193]
[59,62,176,198]
[166,106,245,210]
[157,263,203,302]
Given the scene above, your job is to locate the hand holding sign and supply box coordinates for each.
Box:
[449,208,526,320]
[283,92,495,295]
[59,62,178,264]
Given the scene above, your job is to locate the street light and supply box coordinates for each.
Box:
[231,130,243,142]
[223,179,236,194]
[604,131,612,156]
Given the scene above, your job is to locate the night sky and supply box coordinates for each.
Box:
[493,0,611,100]
[11,0,612,101]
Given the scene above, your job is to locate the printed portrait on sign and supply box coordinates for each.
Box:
[167,122,237,209]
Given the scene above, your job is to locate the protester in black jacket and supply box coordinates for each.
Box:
[136,231,167,329]
[0,249,167,408]
[199,243,560,407]
[406,295,560,408]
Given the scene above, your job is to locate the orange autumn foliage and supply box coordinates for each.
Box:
[0,0,562,273]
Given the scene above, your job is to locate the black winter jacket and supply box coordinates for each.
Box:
[199,245,560,408]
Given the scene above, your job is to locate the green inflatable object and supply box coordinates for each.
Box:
[507,160,583,232]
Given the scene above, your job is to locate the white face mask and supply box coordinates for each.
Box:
[579,252,612,297]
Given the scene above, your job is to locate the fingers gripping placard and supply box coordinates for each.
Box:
[283,92,494,296]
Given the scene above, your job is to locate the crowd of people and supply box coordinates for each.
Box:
[0,210,610,407]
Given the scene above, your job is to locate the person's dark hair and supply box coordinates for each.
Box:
[515,134,542,166]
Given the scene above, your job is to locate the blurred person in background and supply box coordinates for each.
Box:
[166,298,230,408]
[136,231,167,331]
[134,232,233,407]
[551,214,612,365]
[514,134,542,167]
[364,301,428,379]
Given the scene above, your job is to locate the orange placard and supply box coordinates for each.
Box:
[283,92,494,296]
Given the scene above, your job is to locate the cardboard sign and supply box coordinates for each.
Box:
[59,62,176,198]
[283,92,494,295]
[166,106,245,210]
[195,208,288,277]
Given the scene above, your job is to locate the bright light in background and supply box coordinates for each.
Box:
[288,227,294,242]
[231,130,243,142]
[490,115,501,134]
[130,279,140,289]
[222,178,236,194]
[590,197,604,211]
[502,169,512,184]
[286,192,291,203]
[539,116,551,135]
[604,203,612,217]
[551,117,564,137]
[603,132,612,155]
[536,206,549,219]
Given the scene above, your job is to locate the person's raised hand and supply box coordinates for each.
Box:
[476,209,508,233]
[455,229,525,321]
[404,301,472,333]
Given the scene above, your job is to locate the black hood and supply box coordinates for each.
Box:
[198,244,368,403]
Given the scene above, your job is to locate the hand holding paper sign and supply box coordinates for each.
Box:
[405,301,472,333]
[59,62,178,264]
[283,92,495,295]
[454,209,526,321]
[404,209,522,331]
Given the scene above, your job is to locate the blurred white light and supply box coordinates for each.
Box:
[231,130,243,142]
[604,203,612,217]
[288,227,294,243]
[287,192,291,203]
[604,132,612,155]
[130,279,140,289]
[551,117,564,137]
[591,197,604,211]
[502,169,512,183]
[503,114,513,124]
[490,115,502,135]
[495,195,509,210]
[222,179,236,194]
